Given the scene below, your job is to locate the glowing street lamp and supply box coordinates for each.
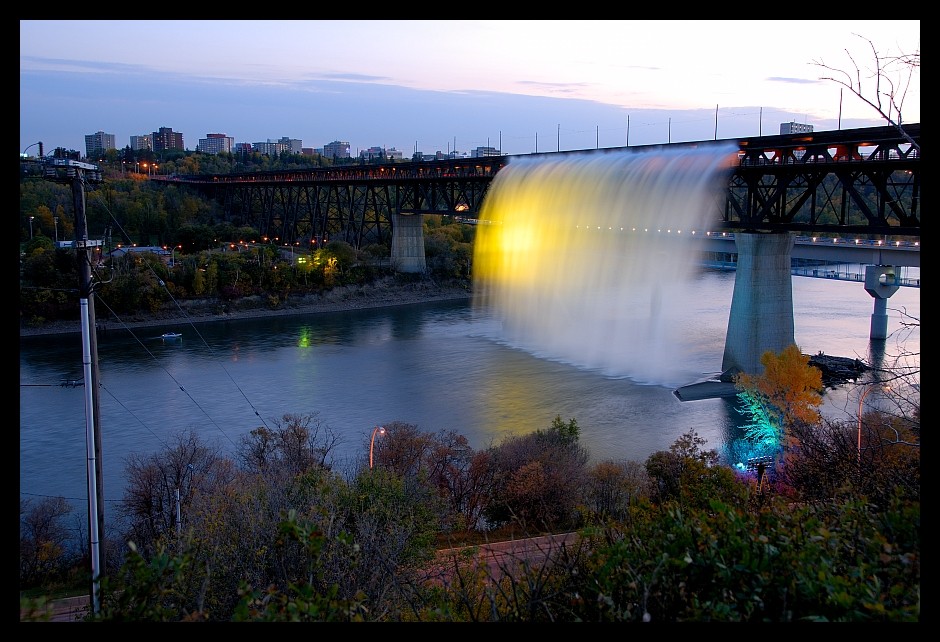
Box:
[857,384,888,465]
[369,426,386,469]
[29,216,34,239]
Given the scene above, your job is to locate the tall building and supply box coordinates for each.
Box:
[197,133,235,155]
[323,141,351,159]
[277,137,303,154]
[471,146,501,157]
[152,127,184,152]
[252,140,290,156]
[130,135,153,151]
[780,121,814,135]
[360,146,385,161]
[85,130,116,158]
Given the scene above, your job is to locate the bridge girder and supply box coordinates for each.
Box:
[168,123,919,248]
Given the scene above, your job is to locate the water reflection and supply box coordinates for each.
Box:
[21,275,918,507]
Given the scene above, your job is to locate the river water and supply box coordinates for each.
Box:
[20,269,919,508]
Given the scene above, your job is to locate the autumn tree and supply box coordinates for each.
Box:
[235,412,340,480]
[583,459,651,522]
[485,415,589,532]
[20,496,79,588]
[117,430,229,559]
[734,344,823,451]
[645,429,745,510]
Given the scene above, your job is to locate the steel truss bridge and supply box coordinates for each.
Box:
[155,123,920,249]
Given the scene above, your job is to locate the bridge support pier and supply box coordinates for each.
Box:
[391,212,426,273]
[864,265,900,340]
[721,232,796,378]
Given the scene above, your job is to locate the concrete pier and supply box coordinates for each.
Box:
[390,212,426,273]
[721,232,796,377]
[864,265,900,340]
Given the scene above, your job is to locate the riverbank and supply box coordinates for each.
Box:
[20,277,474,338]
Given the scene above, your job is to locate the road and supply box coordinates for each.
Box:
[421,532,581,587]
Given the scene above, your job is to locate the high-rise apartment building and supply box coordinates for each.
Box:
[471,146,501,157]
[130,135,153,151]
[252,140,290,156]
[277,137,303,154]
[152,127,185,152]
[360,146,404,161]
[197,133,235,155]
[85,130,116,158]
[779,122,814,135]
[323,141,351,159]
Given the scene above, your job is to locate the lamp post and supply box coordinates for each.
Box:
[29,216,34,239]
[165,244,181,267]
[857,384,887,465]
[369,426,386,469]
[54,216,59,243]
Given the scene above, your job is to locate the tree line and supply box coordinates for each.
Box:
[20,167,475,327]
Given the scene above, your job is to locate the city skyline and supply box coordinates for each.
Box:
[21,20,920,157]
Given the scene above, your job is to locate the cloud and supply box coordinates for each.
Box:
[767,76,822,86]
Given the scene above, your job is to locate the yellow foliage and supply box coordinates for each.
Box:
[735,344,823,430]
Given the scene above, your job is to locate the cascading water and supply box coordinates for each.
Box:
[473,145,740,388]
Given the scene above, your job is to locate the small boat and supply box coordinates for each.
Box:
[160,332,182,339]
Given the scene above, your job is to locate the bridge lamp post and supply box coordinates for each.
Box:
[29,216,34,239]
[857,384,888,466]
[369,426,386,469]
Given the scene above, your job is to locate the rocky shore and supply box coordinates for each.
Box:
[20,277,474,338]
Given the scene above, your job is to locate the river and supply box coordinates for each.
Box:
[20,268,920,511]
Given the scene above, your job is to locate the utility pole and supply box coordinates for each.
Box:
[41,159,105,615]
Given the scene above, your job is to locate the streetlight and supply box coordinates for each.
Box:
[54,216,58,243]
[165,244,181,267]
[29,216,34,239]
[858,384,888,465]
[369,426,386,469]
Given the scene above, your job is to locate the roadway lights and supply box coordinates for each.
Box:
[369,426,386,468]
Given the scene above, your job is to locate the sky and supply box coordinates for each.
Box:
[20,20,920,158]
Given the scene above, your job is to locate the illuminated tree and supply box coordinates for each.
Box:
[734,344,823,451]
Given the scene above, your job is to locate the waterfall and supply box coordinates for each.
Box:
[473,145,738,387]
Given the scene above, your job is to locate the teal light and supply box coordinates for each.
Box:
[728,390,783,471]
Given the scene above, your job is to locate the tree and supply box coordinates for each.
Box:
[734,344,823,452]
[20,496,77,588]
[812,34,920,152]
[485,415,590,531]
